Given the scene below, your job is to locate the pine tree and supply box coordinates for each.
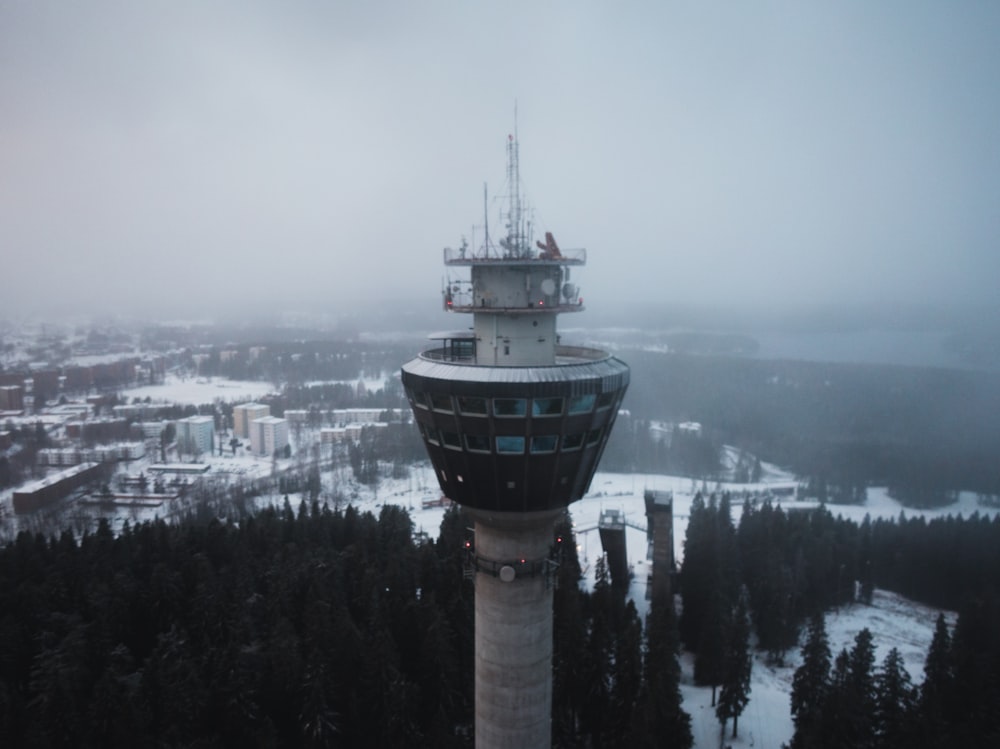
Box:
[948,594,1000,746]
[858,515,874,605]
[820,629,876,749]
[716,594,752,739]
[790,613,830,749]
[694,587,728,703]
[679,492,710,649]
[579,554,614,742]
[846,628,877,749]
[874,647,916,749]
[916,612,953,747]
[603,601,643,746]
[630,603,693,749]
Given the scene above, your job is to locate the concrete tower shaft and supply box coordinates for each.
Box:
[469,509,561,749]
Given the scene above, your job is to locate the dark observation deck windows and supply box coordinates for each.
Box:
[441,430,462,450]
[412,391,430,409]
[531,397,563,417]
[568,394,596,414]
[494,398,527,417]
[587,427,603,446]
[458,396,488,416]
[420,423,439,445]
[430,393,454,413]
[465,434,491,452]
[562,433,585,451]
[530,435,558,453]
[596,392,615,410]
[496,435,526,453]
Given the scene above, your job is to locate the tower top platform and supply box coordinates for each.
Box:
[443,246,586,266]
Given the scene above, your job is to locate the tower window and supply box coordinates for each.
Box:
[531,397,563,417]
[420,423,439,445]
[496,436,525,453]
[562,433,584,451]
[441,430,462,449]
[596,392,615,410]
[458,396,488,416]
[429,393,454,412]
[587,428,603,446]
[494,398,526,417]
[465,434,491,452]
[530,435,558,453]
[568,394,596,414]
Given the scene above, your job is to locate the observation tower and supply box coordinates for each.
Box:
[401,133,629,749]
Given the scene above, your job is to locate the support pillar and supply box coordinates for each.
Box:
[470,510,560,749]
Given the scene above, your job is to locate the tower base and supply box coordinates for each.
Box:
[469,509,561,749]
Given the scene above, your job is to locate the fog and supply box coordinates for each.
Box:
[2,1,998,324]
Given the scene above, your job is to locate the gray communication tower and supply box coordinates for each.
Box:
[401,131,629,749]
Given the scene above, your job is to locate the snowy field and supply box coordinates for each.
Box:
[119,375,279,405]
[117,373,390,406]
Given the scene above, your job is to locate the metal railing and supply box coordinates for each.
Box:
[419,344,610,365]
[443,246,586,264]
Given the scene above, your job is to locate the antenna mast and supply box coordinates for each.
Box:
[483,182,490,258]
[505,108,528,258]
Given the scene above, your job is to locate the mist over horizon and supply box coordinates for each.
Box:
[2,1,999,326]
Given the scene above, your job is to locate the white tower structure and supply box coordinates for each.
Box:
[402,132,629,749]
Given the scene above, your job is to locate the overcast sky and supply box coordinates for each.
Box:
[2,1,998,323]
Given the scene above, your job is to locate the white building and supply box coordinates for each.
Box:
[250,416,288,457]
[175,415,215,456]
[328,407,403,426]
[135,421,169,438]
[233,402,270,438]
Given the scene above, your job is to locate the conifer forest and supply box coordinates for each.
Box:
[1,493,998,747]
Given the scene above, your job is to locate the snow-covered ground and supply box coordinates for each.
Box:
[119,375,279,405]
[117,373,391,406]
[680,588,952,749]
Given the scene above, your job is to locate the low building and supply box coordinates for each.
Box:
[13,462,103,513]
[42,442,147,465]
[148,463,210,475]
[133,421,169,439]
[327,407,404,425]
[0,385,24,412]
[114,403,164,420]
[65,417,129,443]
[320,426,347,443]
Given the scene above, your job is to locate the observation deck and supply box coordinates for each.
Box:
[401,344,629,513]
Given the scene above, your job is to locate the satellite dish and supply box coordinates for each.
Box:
[562,283,578,300]
[499,565,516,583]
[540,278,556,295]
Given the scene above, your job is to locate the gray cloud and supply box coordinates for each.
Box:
[2,1,998,321]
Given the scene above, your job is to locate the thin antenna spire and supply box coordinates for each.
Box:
[483,182,490,257]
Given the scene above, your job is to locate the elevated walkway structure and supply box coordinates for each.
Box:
[598,508,629,587]
[644,489,676,601]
